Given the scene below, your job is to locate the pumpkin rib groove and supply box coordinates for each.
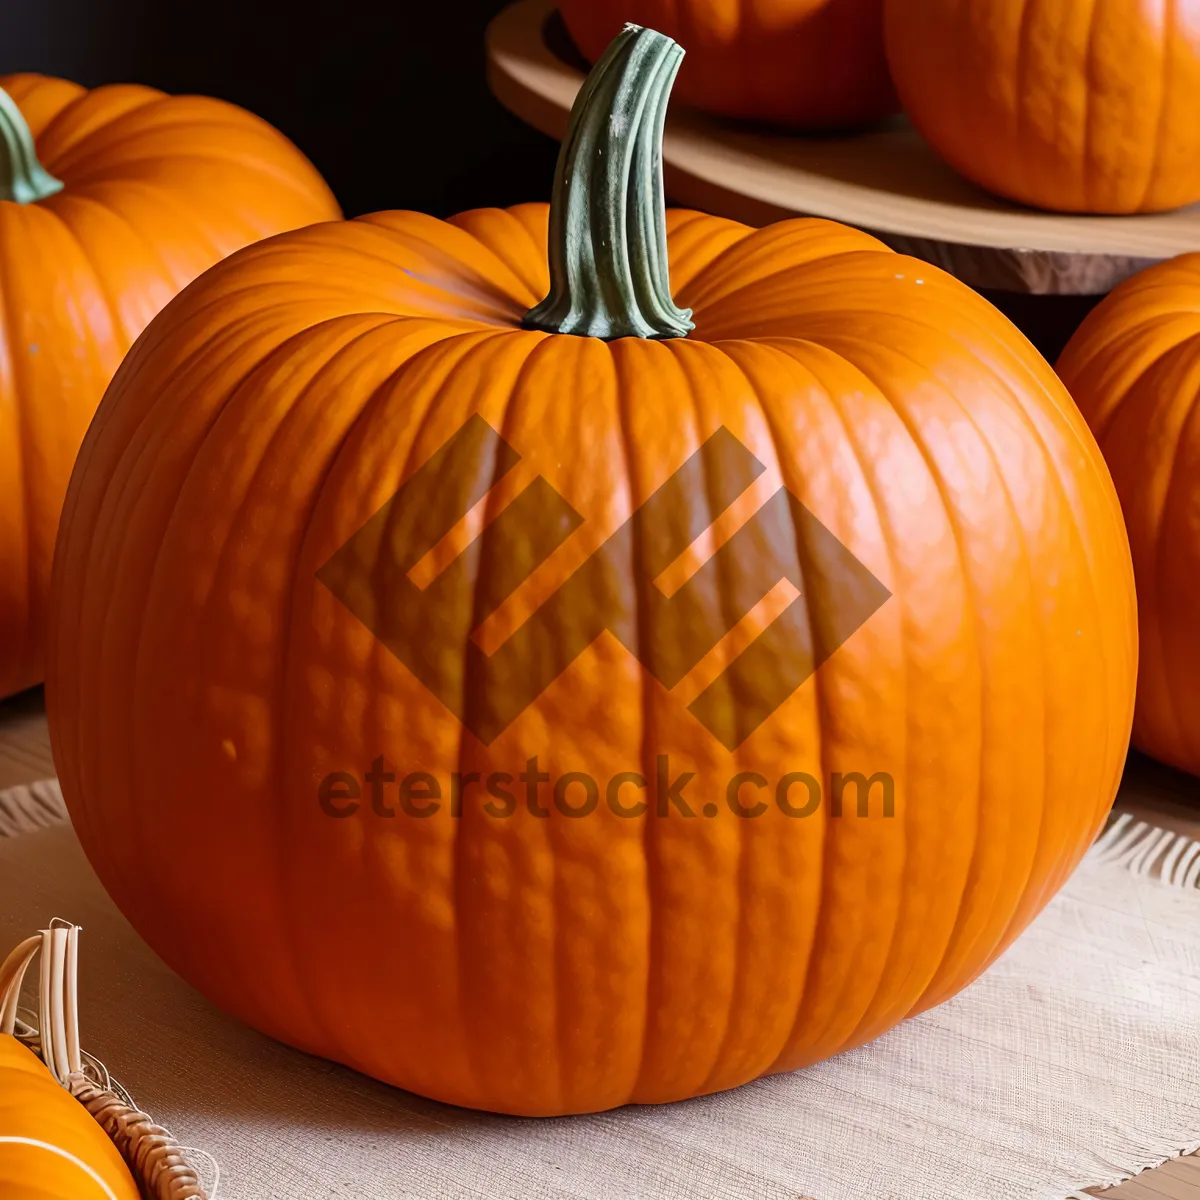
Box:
[31,88,165,175]
[676,240,890,322]
[694,342,768,1094]
[316,327,522,1061]
[282,321,482,1060]
[444,208,549,308]
[695,339,753,1091]
[288,324,517,1097]
[717,338,830,1081]
[1080,329,1200,441]
[119,318,320,923]
[1139,0,1175,212]
[0,208,40,695]
[616,338,682,1107]
[66,311,267,865]
[189,315,424,1040]
[750,280,1124,914]
[351,213,533,323]
[1012,0,1038,205]
[1150,350,1200,767]
[829,334,1029,1020]
[664,213,758,298]
[63,180,223,294]
[795,343,913,1051]
[98,314,371,910]
[448,330,555,1110]
[39,99,271,179]
[548,335,643,1112]
[0,73,87,144]
[0,72,48,105]
[115,176,254,268]
[1079,0,1103,211]
[665,211,755,291]
[48,198,139,359]
[33,93,180,181]
[1059,257,1200,777]
[735,337,864,1073]
[335,325,538,1104]
[508,341,566,1112]
[831,341,984,1028]
[869,315,1091,941]
[898,349,1047,1006]
[1086,337,1187,760]
[95,145,339,211]
[748,337,904,1062]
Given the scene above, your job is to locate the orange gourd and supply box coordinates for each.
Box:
[0,73,340,699]
[558,0,897,128]
[1058,255,1200,776]
[884,0,1200,214]
[47,27,1136,1117]
[1,930,140,1200]
[0,1039,140,1200]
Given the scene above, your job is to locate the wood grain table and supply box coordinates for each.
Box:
[1,687,1195,1198]
[486,0,1200,299]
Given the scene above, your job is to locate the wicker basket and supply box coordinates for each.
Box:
[1,921,215,1199]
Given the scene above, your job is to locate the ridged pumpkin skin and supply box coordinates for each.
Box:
[558,0,897,128]
[0,1036,140,1200]
[48,205,1136,1117]
[1058,255,1200,775]
[0,73,340,699]
[884,0,1200,214]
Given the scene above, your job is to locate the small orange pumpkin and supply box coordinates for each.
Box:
[884,0,1200,214]
[48,26,1135,1117]
[1058,254,1200,775]
[0,1038,141,1200]
[558,0,897,128]
[0,73,340,699]
[0,931,140,1200]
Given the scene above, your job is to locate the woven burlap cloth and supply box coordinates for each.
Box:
[1,782,1197,1200]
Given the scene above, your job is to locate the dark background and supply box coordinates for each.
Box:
[0,0,561,219]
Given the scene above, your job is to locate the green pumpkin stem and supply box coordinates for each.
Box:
[0,86,64,204]
[523,24,693,341]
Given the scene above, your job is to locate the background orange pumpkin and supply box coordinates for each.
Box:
[48,26,1136,1118]
[1058,254,1200,776]
[557,0,897,128]
[0,73,340,700]
[884,0,1200,214]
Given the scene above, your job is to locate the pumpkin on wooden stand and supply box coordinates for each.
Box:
[1058,254,1200,776]
[884,0,1200,214]
[557,0,897,128]
[0,74,340,700]
[47,26,1136,1117]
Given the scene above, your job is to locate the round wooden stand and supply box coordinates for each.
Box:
[486,0,1200,296]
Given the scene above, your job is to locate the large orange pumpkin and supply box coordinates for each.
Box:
[558,0,897,128]
[1058,254,1200,775]
[0,73,340,700]
[48,26,1136,1117]
[884,0,1200,214]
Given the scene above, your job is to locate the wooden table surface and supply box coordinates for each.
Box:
[2,687,1196,1198]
